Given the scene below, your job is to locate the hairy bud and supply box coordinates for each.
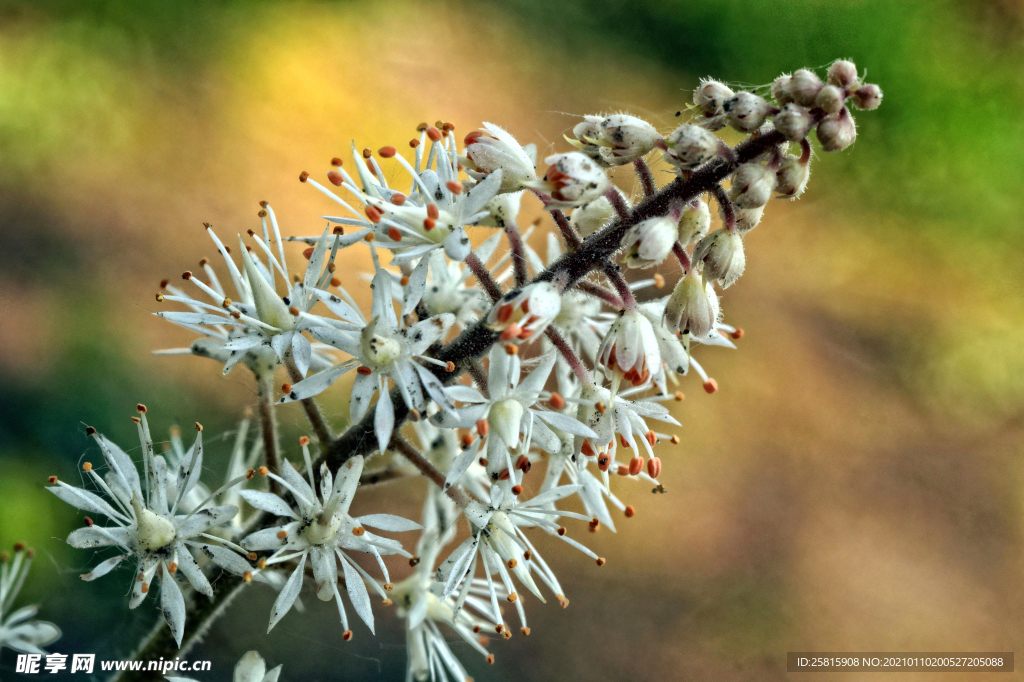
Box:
[678,199,711,244]
[693,79,735,116]
[662,124,719,170]
[532,152,610,209]
[788,69,824,107]
[724,91,770,132]
[693,230,746,288]
[851,83,883,110]
[771,74,794,104]
[775,153,811,198]
[815,84,845,115]
[827,60,859,89]
[729,163,776,209]
[622,215,676,269]
[734,206,765,234]
[597,114,660,165]
[773,103,814,142]
[464,123,538,192]
[817,107,857,152]
[569,116,604,163]
[570,195,617,237]
[663,269,720,338]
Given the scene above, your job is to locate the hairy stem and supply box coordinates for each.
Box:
[672,241,692,273]
[551,209,582,250]
[576,280,625,309]
[391,434,471,507]
[710,184,736,232]
[504,222,529,286]
[601,262,637,309]
[256,372,281,495]
[633,158,657,197]
[544,327,593,386]
[285,356,333,448]
[465,252,503,303]
[468,360,489,397]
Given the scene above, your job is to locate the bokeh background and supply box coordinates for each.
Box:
[2,0,1023,679]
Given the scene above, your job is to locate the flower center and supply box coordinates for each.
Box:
[303,511,342,545]
[489,398,524,449]
[131,495,176,552]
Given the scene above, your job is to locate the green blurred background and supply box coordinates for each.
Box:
[1,0,1023,679]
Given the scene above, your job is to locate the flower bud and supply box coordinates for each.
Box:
[662,124,719,170]
[531,152,610,209]
[678,198,711,244]
[597,114,660,165]
[728,163,776,209]
[693,79,735,116]
[569,116,605,163]
[815,84,845,115]
[775,153,810,198]
[693,230,746,288]
[485,281,561,341]
[663,269,720,338]
[734,206,764,234]
[827,60,859,89]
[724,91,770,132]
[570,195,618,237]
[788,69,824,107]
[851,83,882,110]
[816,107,857,152]
[464,122,538,192]
[771,74,794,104]
[622,215,676,269]
[772,103,814,142]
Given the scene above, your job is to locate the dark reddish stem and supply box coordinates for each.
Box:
[602,262,637,309]
[710,184,737,232]
[634,158,657,197]
[504,222,530,286]
[551,209,582,250]
[576,280,625,308]
[672,241,691,273]
[465,253,503,303]
[392,434,471,507]
[545,326,593,386]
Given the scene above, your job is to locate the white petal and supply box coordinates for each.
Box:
[175,505,238,538]
[80,555,124,581]
[349,370,377,423]
[239,491,298,520]
[47,483,127,522]
[176,547,213,597]
[291,333,312,378]
[278,363,352,404]
[233,651,266,682]
[354,514,421,533]
[341,556,374,634]
[161,564,187,647]
[374,387,395,455]
[268,555,306,632]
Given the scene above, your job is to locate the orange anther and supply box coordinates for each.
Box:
[378,146,396,158]
[628,455,644,476]
[647,456,662,479]
[387,227,403,242]
[366,206,382,224]
[624,505,636,518]
[426,126,442,142]
[357,366,373,375]
[548,392,565,409]
[446,180,463,194]
[476,419,490,437]
[703,378,718,394]
[327,171,343,186]
[390,193,407,206]
[500,323,522,342]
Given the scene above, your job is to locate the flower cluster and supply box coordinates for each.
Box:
[0,545,60,655]
[41,60,881,679]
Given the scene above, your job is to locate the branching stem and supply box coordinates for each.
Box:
[391,434,471,507]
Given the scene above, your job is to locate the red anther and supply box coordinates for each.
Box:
[517,326,532,340]
[47,476,57,484]
[460,433,474,448]
[505,344,519,356]
[581,440,595,457]
[246,469,256,479]
[288,306,300,316]
[357,366,373,375]
[426,126,443,142]
[333,226,345,235]
[524,550,532,560]
[390,193,407,206]
[478,457,488,467]
[378,146,396,158]
[647,456,662,479]
[645,430,657,447]
[624,505,636,518]
[246,229,256,237]
[730,327,745,339]
[496,304,514,324]
[500,323,522,342]
[619,434,631,449]
[423,218,436,230]
[511,485,523,495]
[342,630,353,641]
[168,562,178,574]
[521,626,531,636]
[558,595,569,608]
[330,277,342,287]
[330,157,343,167]
[670,435,680,444]
[387,227,403,242]
[486,654,495,665]
[476,418,490,437]
[464,130,484,145]
[446,180,463,194]
[416,122,428,131]
[557,527,566,536]
[281,382,292,393]
[674,391,685,401]
[595,402,607,415]
[303,247,315,260]
[84,516,94,526]
[299,436,310,446]
[596,557,606,566]
[299,171,309,182]
[409,556,420,567]
[327,171,343,186]
[498,468,511,481]
[409,138,420,148]
[366,206,382,224]
[182,271,192,280]
[362,148,372,159]
[548,392,566,409]
[628,455,644,476]
[140,583,149,594]
[515,455,531,473]
[159,279,169,289]
[703,378,719,394]
[425,205,439,222]
[597,452,611,471]
[588,518,600,532]
[445,361,456,372]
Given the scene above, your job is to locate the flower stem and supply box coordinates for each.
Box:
[391,434,471,507]
[504,222,529,286]
[601,261,637,309]
[576,280,625,308]
[465,253,503,303]
[710,183,737,232]
[256,372,281,495]
[544,327,593,386]
[633,158,657,197]
[672,241,692,273]
[285,356,333,448]
[550,209,582,250]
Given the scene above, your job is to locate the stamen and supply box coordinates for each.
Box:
[628,455,644,476]
[299,171,309,182]
[378,146,396,158]
[703,378,719,393]
[625,505,636,518]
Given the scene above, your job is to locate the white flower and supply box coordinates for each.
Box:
[817,107,857,152]
[280,255,456,455]
[48,411,252,647]
[240,448,421,638]
[597,309,661,392]
[167,651,282,682]
[663,269,721,338]
[155,214,339,379]
[419,251,490,327]
[434,485,600,630]
[432,346,597,486]
[661,124,720,170]
[463,123,538,193]
[0,546,60,655]
[787,69,825,107]
[621,215,677,269]
[484,281,562,344]
[693,229,746,288]
[528,152,610,210]
[773,103,815,142]
[693,79,735,117]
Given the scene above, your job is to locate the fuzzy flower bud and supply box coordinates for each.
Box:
[622,215,676,269]
[734,206,765,234]
[724,91,771,132]
[729,163,776,209]
[788,69,824,107]
[815,85,845,115]
[817,107,857,152]
[663,269,720,338]
[693,230,746,288]
[570,195,619,237]
[772,103,814,142]
[569,115,604,163]
[597,114,661,165]
[851,84,883,111]
[464,122,538,192]
[693,79,735,116]
[531,152,610,209]
[678,199,711,244]
[771,74,794,104]
[662,124,719,170]
[775,153,811,198]
[827,60,859,89]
